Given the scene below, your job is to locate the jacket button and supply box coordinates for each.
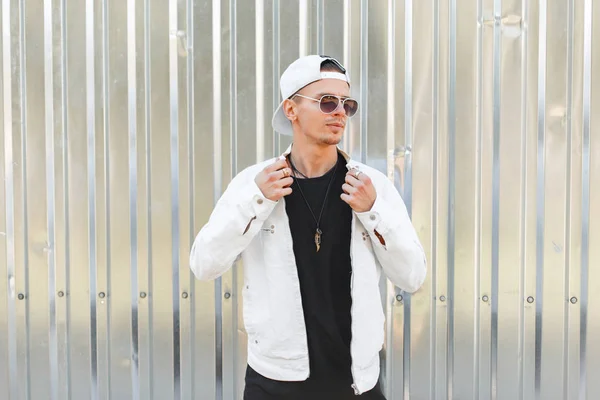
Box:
[370,214,376,221]
[257,199,263,204]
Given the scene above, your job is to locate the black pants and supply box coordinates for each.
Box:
[243,365,387,400]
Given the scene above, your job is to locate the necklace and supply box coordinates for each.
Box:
[288,154,338,252]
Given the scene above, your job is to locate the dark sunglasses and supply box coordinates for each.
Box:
[293,94,359,117]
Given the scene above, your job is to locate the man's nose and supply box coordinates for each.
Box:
[331,102,347,117]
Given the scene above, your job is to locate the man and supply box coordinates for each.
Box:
[190,55,426,399]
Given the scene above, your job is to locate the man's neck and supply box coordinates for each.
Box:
[288,141,338,179]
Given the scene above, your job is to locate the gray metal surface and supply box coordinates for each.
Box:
[1,1,599,399]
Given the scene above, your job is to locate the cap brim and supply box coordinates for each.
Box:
[272,100,293,136]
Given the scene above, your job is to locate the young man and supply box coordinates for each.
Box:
[190,55,427,399]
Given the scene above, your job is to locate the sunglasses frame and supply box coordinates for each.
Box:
[292,94,359,117]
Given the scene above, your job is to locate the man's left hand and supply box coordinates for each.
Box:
[341,169,377,213]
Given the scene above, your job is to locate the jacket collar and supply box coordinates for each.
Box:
[280,143,359,171]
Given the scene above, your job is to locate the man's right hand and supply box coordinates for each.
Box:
[255,157,294,202]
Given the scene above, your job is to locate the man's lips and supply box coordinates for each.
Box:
[327,122,345,128]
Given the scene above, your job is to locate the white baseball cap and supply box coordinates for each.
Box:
[272,55,351,136]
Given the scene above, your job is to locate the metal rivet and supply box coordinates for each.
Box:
[570,297,578,304]
[182,292,188,299]
[527,296,534,303]
[224,292,231,299]
[17,293,24,300]
[255,340,258,344]
[396,295,403,302]
[370,215,376,221]
[99,292,105,299]
[246,286,249,289]
[140,292,147,298]
[482,295,489,302]
[58,291,64,297]
[439,295,446,302]
[271,225,274,229]
[257,199,263,205]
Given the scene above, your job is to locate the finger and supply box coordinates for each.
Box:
[277,177,294,188]
[268,168,291,182]
[265,157,289,173]
[340,192,352,204]
[345,173,361,186]
[342,183,356,195]
[280,187,293,197]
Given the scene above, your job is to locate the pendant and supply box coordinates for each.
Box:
[314,228,322,252]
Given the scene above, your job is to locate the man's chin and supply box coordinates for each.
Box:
[319,132,343,146]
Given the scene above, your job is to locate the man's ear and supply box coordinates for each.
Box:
[282,98,297,122]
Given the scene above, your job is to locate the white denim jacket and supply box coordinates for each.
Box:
[189,146,427,395]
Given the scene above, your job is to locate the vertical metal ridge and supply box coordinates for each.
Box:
[475,0,483,396]
[564,1,575,399]
[2,0,17,398]
[256,0,264,162]
[168,0,181,398]
[491,1,502,399]
[143,1,154,397]
[384,0,395,396]
[359,0,368,163]
[316,0,324,54]
[186,0,195,396]
[342,0,350,154]
[18,0,32,397]
[85,0,98,397]
[518,1,529,399]
[403,0,413,398]
[431,0,440,398]
[230,0,237,191]
[579,1,592,398]
[229,1,239,396]
[211,0,222,398]
[403,0,413,214]
[101,0,112,394]
[299,0,308,56]
[535,1,547,398]
[44,1,58,397]
[59,0,71,397]
[272,0,280,156]
[447,0,457,397]
[127,0,139,398]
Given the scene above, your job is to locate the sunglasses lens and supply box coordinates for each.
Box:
[343,99,358,117]
[319,96,340,114]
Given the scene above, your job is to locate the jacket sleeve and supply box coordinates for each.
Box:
[355,176,427,293]
[189,168,278,281]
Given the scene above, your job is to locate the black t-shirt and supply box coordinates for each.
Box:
[243,152,385,400]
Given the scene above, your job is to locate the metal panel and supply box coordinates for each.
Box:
[0,1,8,398]
[191,0,218,393]
[149,0,175,398]
[66,0,93,397]
[540,1,569,399]
[410,0,436,398]
[585,3,599,400]
[24,0,51,397]
[452,0,479,398]
[497,1,527,400]
[1,1,599,399]
[107,0,134,398]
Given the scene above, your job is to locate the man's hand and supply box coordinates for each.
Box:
[341,168,377,213]
[255,157,294,202]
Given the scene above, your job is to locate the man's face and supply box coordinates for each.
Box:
[286,78,352,146]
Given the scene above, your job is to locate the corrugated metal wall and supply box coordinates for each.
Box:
[0,0,598,399]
